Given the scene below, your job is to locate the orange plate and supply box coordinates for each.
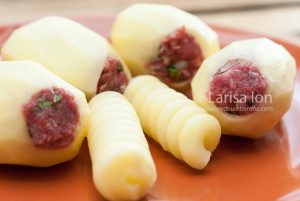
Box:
[0,16,299,201]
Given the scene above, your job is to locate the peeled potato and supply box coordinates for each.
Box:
[1,16,131,99]
[191,38,296,138]
[0,61,90,167]
[88,92,156,201]
[125,75,221,170]
[111,3,219,90]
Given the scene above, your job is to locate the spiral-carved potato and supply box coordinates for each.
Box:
[125,75,221,170]
[88,92,156,201]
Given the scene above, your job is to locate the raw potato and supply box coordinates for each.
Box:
[1,16,131,99]
[88,92,156,201]
[191,38,296,138]
[111,3,219,89]
[124,75,221,170]
[0,61,90,167]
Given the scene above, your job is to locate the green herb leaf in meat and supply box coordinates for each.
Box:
[53,93,62,103]
[167,65,181,79]
[38,101,53,110]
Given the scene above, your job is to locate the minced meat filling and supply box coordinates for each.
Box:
[148,26,203,83]
[23,87,79,148]
[97,57,129,94]
[209,59,267,115]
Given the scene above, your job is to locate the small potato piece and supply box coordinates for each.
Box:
[0,61,90,167]
[88,92,156,201]
[111,4,219,90]
[125,75,221,170]
[1,16,131,99]
[191,38,296,138]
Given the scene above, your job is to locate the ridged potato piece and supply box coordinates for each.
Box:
[191,38,296,138]
[147,91,185,142]
[155,98,193,149]
[166,106,206,159]
[179,114,222,169]
[0,61,90,167]
[139,88,171,136]
[88,92,156,201]
[111,3,219,90]
[1,16,131,99]
[131,82,166,114]
[124,75,221,170]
